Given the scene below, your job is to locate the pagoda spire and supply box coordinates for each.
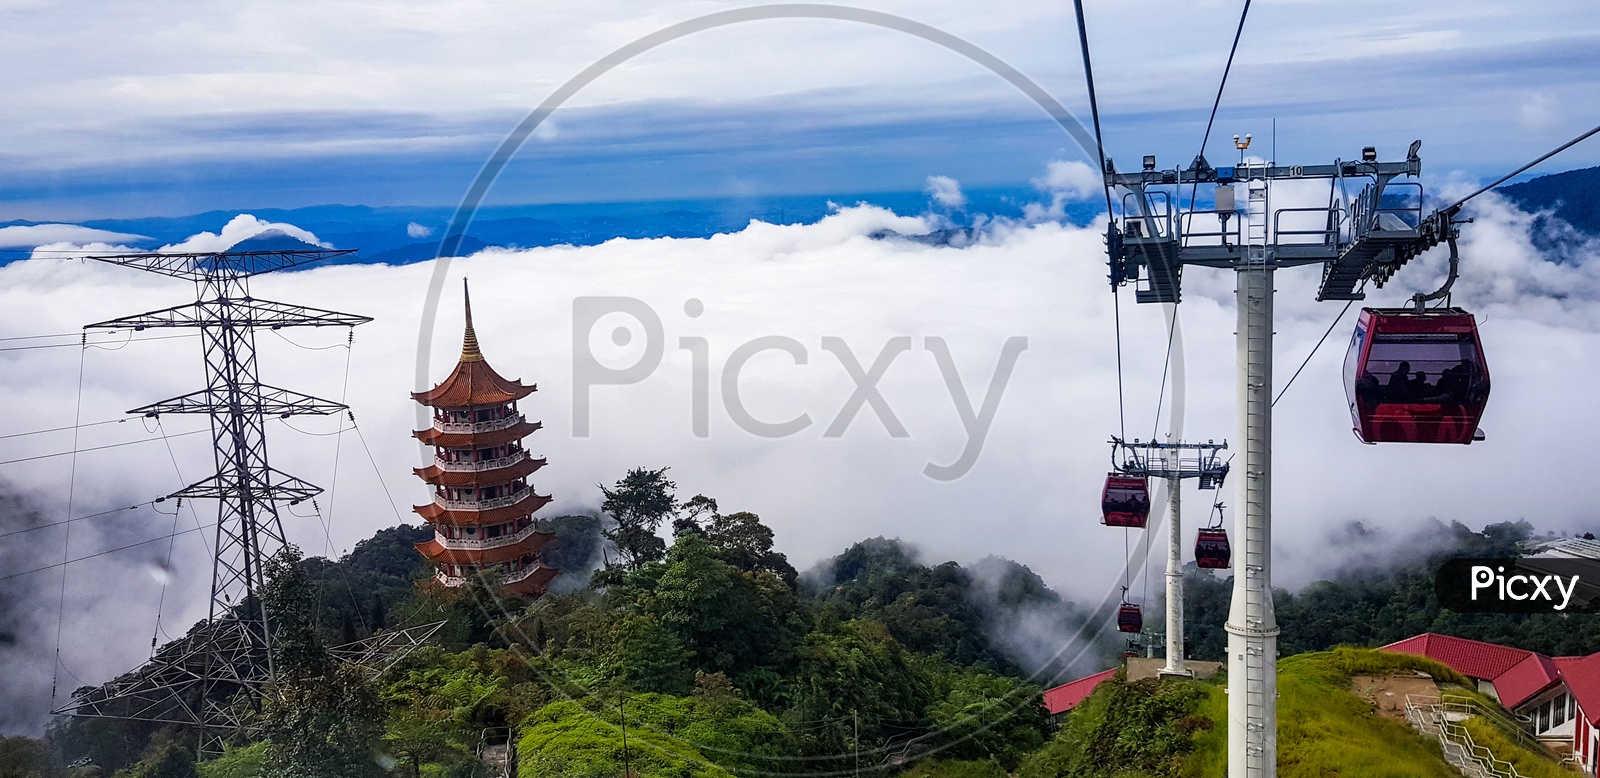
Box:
[462,278,483,362]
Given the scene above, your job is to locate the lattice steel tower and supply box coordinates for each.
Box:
[55,249,371,743]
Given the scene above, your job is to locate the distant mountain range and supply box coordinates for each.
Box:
[0,186,1087,268]
[1498,165,1600,235]
[1,169,1588,268]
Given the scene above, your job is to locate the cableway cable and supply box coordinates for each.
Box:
[1189,0,1253,211]
[1446,121,1600,212]
[1272,298,1356,408]
[1072,0,1127,441]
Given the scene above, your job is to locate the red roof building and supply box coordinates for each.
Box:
[1383,633,1592,772]
[1043,668,1119,715]
[410,280,559,598]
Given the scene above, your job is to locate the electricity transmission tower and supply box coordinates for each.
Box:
[1103,141,1459,777]
[54,249,372,747]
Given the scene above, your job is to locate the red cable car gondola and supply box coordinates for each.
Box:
[1344,307,1490,444]
[1116,603,1143,634]
[1101,474,1150,528]
[1194,528,1231,569]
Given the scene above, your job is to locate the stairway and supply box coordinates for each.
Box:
[477,727,515,778]
[1404,695,1530,778]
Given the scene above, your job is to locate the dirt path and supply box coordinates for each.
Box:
[1350,673,1442,720]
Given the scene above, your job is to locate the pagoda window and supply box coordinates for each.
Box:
[464,526,477,536]
[486,523,504,538]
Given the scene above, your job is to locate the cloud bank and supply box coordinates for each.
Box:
[0,224,149,249]
[1,180,1598,733]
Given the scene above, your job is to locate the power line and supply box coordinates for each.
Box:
[0,333,197,353]
[0,521,216,583]
[155,418,213,557]
[0,429,207,467]
[0,418,135,440]
[0,500,159,540]
[350,415,410,525]
[51,337,88,706]
[269,328,352,352]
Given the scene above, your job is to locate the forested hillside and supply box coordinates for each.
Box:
[4,472,1592,777]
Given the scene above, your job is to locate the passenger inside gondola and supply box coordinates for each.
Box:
[1345,308,1490,444]
[1104,489,1148,515]
[1367,338,1481,405]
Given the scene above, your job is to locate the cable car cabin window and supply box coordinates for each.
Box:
[1358,334,1483,405]
[1194,529,1231,569]
[1117,605,1142,634]
[1101,475,1150,528]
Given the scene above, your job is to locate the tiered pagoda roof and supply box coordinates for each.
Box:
[410,280,558,598]
[411,288,537,408]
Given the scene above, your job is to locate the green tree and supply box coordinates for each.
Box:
[113,738,197,778]
[195,743,265,778]
[1018,674,1209,778]
[258,545,386,778]
[600,467,677,570]
[612,615,694,695]
[924,669,1048,768]
[0,735,50,778]
[783,620,935,757]
[672,494,719,538]
[703,511,798,585]
[631,534,803,676]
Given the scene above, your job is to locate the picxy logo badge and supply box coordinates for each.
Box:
[1437,558,1599,613]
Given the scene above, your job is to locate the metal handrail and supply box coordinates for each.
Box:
[1272,205,1345,246]
[1352,180,1424,236]
[1122,190,1174,239]
[1178,208,1242,247]
[1405,695,1541,778]
[1437,692,1549,756]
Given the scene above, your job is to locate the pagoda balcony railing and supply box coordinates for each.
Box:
[435,561,549,588]
[434,450,528,473]
[436,486,533,511]
[434,414,523,434]
[433,522,543,551]
[502,562,551,586]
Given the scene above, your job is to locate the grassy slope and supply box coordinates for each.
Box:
[1184,649,1583,778]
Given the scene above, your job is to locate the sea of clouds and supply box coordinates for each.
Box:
[1,169,1597,733]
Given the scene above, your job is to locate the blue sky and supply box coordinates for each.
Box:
[1,0,1598,218]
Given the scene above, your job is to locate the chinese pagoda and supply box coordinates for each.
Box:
[411,280,559,597]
